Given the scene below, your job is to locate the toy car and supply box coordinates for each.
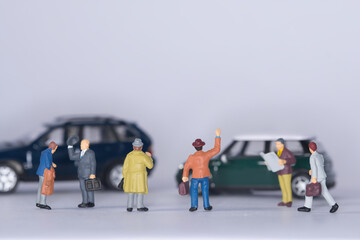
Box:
[176,135,335,198]
[0,116,155,193]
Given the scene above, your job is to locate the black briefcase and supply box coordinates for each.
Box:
[118,178,124,191]
[85,178,102,191]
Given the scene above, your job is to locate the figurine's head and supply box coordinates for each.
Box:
[132,138,143,151]
[81,139,90,151]
[192,139,205,151]
[309,142,317,154]
[48,141,58,154]
[275,138,285,151]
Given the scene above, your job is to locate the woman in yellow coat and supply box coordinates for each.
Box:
[123,138,153,212]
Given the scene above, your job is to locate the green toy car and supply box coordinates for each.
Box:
[176,135,336,198]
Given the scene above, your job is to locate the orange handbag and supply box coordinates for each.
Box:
[41,167,56,195]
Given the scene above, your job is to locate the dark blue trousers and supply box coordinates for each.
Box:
[190,177,210,208]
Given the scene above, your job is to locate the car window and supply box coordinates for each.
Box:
[40,128,64,146]
[114,125,137,142]
[270,140,304,155]
[227,141,245,158]
[244,141,265,156]
[66,126,80,139]
[83,126,116,144]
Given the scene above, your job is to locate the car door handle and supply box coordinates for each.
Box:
[257,161,266,166]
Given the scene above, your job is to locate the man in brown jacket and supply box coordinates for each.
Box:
[182,128,221,212]
[275,138,296,207]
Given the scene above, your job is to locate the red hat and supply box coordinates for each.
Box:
[192,139,205,148]
[309,142,317,151]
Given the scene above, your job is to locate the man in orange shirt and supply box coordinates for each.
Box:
[182,128,221,212]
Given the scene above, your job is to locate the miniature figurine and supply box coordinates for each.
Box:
[123,138,153,212]
[36,141,57,210]
[275,138,296,207]
[67,137,97,208]
[182,128,221,212]
[298,142,339,213]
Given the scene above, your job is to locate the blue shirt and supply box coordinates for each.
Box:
[36,148,53,176]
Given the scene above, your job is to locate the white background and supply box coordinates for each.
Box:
[0,1,360,238]
[1,0,359,189]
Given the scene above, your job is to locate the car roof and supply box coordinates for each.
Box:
[233,135,315,141]
[45,115,129,127]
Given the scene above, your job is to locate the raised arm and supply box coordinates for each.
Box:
[68,147,80,161]
[206,137,221,158]
[205,128,221,158]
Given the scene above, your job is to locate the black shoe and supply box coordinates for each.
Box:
[36,203,41,208]
[189,207,198,212]
[127,208,133,212]
[137,207,149,212]
[87,203,95,208]
[78,203,88,208]
[330,203,339,213]
[204,206,213,211]
[297,206,311,212]
[39,204,51,210]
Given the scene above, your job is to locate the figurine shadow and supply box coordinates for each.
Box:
[14,188,84,195]
[211,207,277,212]
[150,207,274,212]
[51,205,127,211]
[208,190,284,200]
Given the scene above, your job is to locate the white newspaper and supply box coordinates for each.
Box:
[260,152,284,173]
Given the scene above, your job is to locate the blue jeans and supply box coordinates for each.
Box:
[191,177,210,208]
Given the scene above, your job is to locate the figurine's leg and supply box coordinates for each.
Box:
[40,194,47,205]
[127,193,135,208]
[88,190,94,204]
[304,195,313,208]
[37,176,47,205]
[79,179,88,203]
[201,178,210,208]
[137,194,145,208]
[320,180,336,206]
[278,175,287,203]
[283,174,292,203]
[190,178,199,208]
[36,176,43,204]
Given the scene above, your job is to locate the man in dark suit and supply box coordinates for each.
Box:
[68,138,96,208]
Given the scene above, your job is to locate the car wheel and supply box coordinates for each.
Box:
[0,164,19,193]
[291,173,310,198]
[105,163,123,190]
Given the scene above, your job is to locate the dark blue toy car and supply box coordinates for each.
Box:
[0,116,155,193]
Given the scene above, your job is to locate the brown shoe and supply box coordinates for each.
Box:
[285,202,292,207]
[277,202,286,206]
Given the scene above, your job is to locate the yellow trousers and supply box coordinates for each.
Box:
[278,174,292,203]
